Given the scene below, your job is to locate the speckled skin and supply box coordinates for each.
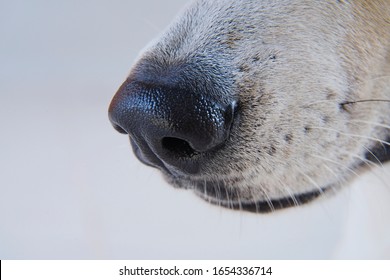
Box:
[120,0,390,212]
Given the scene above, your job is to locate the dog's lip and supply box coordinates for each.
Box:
[205,189,325,213]
[168,176,328,213]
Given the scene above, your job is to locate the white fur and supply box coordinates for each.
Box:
[127,0,390,210]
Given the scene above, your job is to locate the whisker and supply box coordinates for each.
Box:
[367,165,390,193]
[346,151,381,169]
[283,186,300,207]
[309,126,390,146]
[347,119,390,130]
[322,163,352,194]
[217,180,223,209]
[248,187,260,213]
[235,183,245,212]
[310,124,387,165]
[281,158,332,202]
[203,178,208,200]
[224,183,232,210]
[298,170,324,194]
[361,145,384,168]
[263,191,276,212]
[340,99,390,106]
[319,148,387,196]
[311,154,360,177]
[235,186,243,212]
[322,163,339,178]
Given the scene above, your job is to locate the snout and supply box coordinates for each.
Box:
[108,62,237,175]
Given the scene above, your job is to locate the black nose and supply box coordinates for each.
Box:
[108,70,236,175]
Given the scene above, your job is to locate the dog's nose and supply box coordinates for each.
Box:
[108,75,236,175]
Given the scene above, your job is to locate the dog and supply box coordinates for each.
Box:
[108,0,390,213]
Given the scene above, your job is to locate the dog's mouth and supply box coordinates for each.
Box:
[166,175,327,213]
[164,138,390,213]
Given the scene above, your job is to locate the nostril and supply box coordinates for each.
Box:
[112,123,128,134]
[161,137,199,158]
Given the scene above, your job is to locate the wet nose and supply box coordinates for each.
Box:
[108,74,236,175]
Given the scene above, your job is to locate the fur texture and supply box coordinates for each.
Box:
[114,0,390,212]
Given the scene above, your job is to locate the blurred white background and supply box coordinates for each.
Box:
[1,0,389,259]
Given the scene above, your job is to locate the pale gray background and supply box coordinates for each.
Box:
[1,0,389,259]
